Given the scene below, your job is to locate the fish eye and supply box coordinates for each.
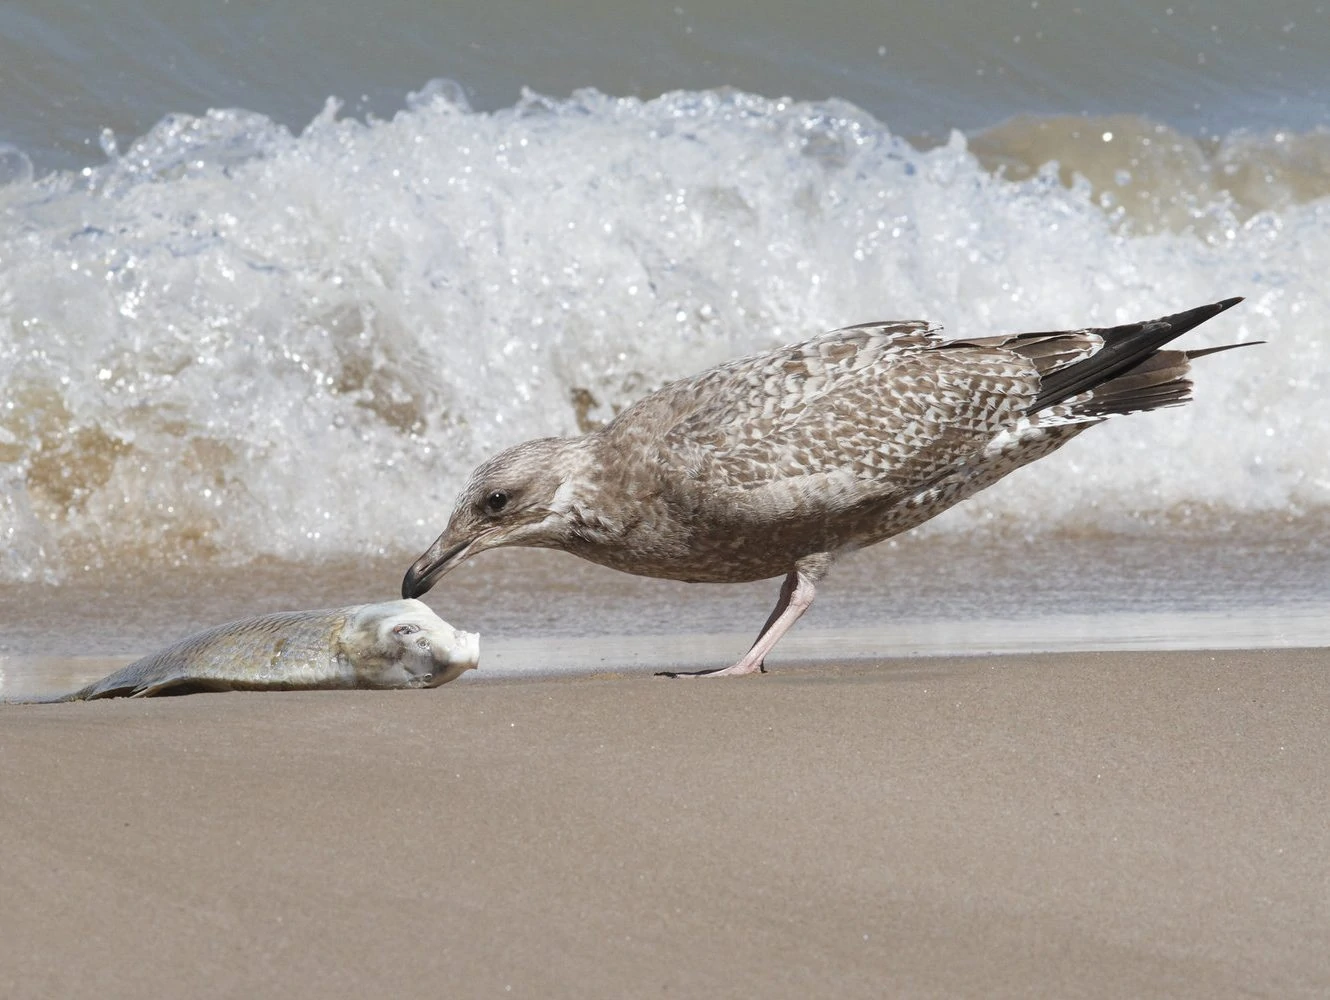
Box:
[393,623,420,636]
[484,489,510,514]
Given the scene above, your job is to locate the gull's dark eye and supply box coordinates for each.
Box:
[393,623,420,636]
[484,489,510,514]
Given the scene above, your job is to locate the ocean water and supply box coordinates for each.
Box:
[1,0,1328,687]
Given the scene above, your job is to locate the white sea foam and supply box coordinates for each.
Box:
[0,86,1325,582]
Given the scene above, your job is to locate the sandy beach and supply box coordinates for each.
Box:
[3,1,1328,996]
[2,646,1327,998]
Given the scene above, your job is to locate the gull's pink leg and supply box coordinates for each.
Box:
[658,555,830,678]
[745,570,801,671]
[706,567,817,675]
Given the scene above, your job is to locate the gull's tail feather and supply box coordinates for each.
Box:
[1031,297,1245,412]
[1064,340,1261,420]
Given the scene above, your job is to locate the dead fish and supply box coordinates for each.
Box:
[7,599,479,702]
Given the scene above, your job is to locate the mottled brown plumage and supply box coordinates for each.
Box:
[403,298,1249,675]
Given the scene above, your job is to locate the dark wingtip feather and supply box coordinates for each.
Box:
[1033,297,1245,412]
[1187,340,1263,360]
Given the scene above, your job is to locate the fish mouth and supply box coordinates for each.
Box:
[401,533,482,599]
[427,631,481,687]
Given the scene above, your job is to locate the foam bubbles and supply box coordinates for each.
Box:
[0,86,1325,581]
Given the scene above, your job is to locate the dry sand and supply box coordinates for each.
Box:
[2,647,1327,998]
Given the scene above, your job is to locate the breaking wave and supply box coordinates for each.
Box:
[0,85,1325,582]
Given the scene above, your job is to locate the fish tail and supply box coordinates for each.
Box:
[2,689,84,704]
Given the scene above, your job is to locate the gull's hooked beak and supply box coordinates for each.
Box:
[401,529,492,598]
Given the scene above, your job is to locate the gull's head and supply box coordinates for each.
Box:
[341,599,480,688]
[401,437,589,598]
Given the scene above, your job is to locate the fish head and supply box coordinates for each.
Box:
[342,599,480,688]
[402,436,592,598]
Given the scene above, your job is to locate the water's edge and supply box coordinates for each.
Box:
[5,606,1326,700]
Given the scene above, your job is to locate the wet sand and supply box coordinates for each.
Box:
[2,647,1327,999]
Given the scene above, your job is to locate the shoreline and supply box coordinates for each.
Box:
[3,648,1327,998]
[4,605,1329,698]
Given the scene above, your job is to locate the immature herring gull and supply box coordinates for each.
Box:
[402,298,1249,676]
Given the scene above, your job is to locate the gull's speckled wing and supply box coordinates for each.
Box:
[640,321,1051,497]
